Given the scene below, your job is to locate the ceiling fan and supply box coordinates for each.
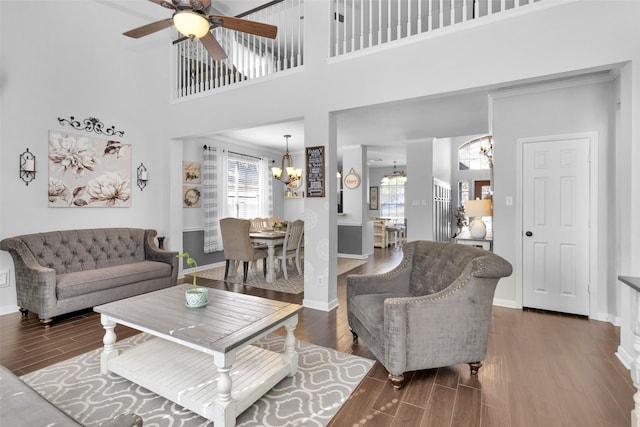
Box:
[123,0,278,60]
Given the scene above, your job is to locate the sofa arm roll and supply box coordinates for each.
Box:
[347,248,415,300]
[0,238,57,315]
[143,230,178,282]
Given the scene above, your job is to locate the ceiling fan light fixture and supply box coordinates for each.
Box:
[173,11,210,38]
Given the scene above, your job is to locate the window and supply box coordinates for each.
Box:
[380,177,405,219]
[226,155,260,219]
[458,181,469,206]
[458,136,492,170]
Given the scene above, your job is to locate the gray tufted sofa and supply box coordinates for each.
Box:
[0,228,178,327]
[347,240,512,390]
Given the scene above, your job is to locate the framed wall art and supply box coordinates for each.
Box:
[369,186,379,210]
[183,161,201,184]
[48,130,131,208]
[306,145,325,197]
[183,186,201,208]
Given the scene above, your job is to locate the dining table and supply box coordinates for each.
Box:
[249,230,286,283]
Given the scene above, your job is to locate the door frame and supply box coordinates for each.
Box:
[515,132,599,318]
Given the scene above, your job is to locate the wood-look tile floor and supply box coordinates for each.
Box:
[0,247,633,426]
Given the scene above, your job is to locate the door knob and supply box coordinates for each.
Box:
[525,231,533,237]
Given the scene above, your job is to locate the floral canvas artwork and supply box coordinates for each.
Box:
[48,131,131,208]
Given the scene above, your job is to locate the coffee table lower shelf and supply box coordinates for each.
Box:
[107,337,292,423]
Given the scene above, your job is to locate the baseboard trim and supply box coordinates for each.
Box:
[616,345,633,370]
[337,253,369,260]
[303,297,339,312]
[493,298,519,309]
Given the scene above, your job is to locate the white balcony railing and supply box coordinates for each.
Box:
[173,0,304,100]
[173,0,541,98]
[331,0,541,57]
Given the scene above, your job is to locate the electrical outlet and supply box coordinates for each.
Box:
[0,271,9,288]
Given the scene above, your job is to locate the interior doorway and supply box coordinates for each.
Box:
[520,134,594,316]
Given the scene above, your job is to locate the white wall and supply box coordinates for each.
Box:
[0,1,172,314]
[491,78,615,318]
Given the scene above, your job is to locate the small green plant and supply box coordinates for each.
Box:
[177,252,198,288]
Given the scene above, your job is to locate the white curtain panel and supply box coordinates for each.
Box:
[259,157,274,217]
[203,146,221,253]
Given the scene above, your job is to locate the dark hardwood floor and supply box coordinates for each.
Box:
[0,247,633,426]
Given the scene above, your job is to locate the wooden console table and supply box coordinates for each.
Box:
[453,229,493,251]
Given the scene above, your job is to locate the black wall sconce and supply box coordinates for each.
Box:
[19,149,36,186]
[137,163,148,190]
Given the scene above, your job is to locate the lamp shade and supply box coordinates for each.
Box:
[464,199,492,218]
[173,11,210,38]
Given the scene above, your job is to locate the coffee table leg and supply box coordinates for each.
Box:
[214,351,237,427]
[284,314,299,376]
[100,314,118,375]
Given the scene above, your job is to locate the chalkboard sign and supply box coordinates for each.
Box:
[306,145,325,197]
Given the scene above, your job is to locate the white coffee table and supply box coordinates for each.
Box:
[95,284,302,427]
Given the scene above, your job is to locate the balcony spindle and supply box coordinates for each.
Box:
[408,0,412,36]
[351,0,356,52]
[387,0,392,42]
[359,0,364,50]
[397,0,401,40]
[368,0,373,48]
[417,0,422,33]
[378,0,383,45]
[450,0,455,25]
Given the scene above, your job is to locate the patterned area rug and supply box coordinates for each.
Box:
[197,257,366,294]
[21,333,374,427]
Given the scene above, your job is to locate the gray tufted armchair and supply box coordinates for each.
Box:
[347,240,512,390]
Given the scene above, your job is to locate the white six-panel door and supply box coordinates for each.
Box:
[521,137,591,315]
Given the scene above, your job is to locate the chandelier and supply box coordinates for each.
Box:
[272,134,302,187]
[381,161,407,183]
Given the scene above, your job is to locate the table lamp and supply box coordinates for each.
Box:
[464,198,492,239]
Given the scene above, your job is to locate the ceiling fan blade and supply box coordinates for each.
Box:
[149,0,176,9]
[209,14,278,39]
[123,18,174,38]
[200,32,228,60]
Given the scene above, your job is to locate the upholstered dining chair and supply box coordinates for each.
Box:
[273,219,304,280]
[219,218,267,283]
[249,217,267,232]
[347,240,512,390]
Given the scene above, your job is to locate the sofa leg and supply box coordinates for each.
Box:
[469,361,483,375]
[350,329,358,341]
[40,318,53,328]
[19,308,28,317]
[388,373,404,390]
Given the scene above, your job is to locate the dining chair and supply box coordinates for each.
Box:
[274,219,304,280]
[249,217,267,232]
[219,218,267,283]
